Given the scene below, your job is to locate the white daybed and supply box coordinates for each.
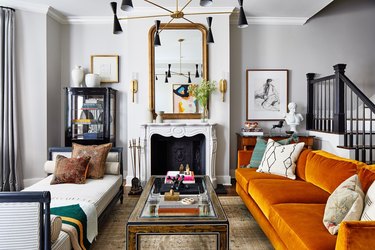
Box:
[0,147,124,250]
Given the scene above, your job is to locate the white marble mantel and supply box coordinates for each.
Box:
[140,123,218,188]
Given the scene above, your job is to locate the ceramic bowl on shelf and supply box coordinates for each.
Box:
[85,73,101,87]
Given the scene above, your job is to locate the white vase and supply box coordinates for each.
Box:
[71,65,84,87]
[156,111,164,123]
[147,108,154,123]
[85,73,101,87]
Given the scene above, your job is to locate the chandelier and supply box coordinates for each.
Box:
[110,0,248,44]
[156,38,201,84]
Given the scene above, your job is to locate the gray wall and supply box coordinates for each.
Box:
[229,0,375,173]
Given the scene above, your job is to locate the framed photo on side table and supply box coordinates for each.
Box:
[246,69,288,120]
[90,55,119,83]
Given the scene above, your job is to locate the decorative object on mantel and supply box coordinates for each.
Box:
[188,80,216,122]
[270,120,284,134]
[71,65,84,87]
[129,138,143,195]
[284,102,304,133]
[156,111,164,123]
[110,0,249,40]
[147,108,154,123]
[85,73,101,87]
[90,55,119,83]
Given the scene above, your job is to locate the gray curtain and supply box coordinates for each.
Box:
[0,7,22,191]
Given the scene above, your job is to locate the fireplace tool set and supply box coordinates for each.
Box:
[129,138,143,195]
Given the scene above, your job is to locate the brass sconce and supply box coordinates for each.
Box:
[219,79,227,102]
[131,80,138,102]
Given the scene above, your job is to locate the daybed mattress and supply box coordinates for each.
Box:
[24,174,122,216]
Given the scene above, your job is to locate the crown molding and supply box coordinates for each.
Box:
[230,15,308,26]
[47,7,68,24]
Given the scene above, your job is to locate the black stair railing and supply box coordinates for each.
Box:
[306,64,375,164]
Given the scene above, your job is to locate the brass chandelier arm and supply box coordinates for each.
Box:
[118,14,171,20]
[159,18,175,34]
[179,0,193,13]
[183,17,194,24]
[184,11,233,16]
[144,0,174,14]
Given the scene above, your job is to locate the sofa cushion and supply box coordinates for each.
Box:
[72,143,112,179]
[249,179,330,218]
[358,167,375,194]
[50,155,91,184]
[257,139,305,179]
[323,174,364,235]
[235,168,289,193]
[295,149,312,181]
[249,136,293,168]
[269,203,337,250]
[305,151,359,194]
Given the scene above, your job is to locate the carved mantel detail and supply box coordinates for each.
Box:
[140,123,218,188]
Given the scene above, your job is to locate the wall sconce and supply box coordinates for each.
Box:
[219,79,227,102]
[131,72,138,103]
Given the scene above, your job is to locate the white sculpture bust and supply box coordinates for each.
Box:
[284,102,304,132]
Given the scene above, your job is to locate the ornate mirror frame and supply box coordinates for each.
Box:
[149,23,208,119]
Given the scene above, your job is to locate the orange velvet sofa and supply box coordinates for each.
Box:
[236,149,375,250]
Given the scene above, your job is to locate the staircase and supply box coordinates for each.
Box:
[306,64,375,164]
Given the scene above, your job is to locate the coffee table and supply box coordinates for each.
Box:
[126,176,229,250]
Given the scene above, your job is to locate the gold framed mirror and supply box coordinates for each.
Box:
[149,23,208,119]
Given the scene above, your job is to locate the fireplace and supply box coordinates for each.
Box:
[151,134,206,175]
[140,123,217,188]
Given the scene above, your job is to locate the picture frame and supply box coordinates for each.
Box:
[90,55,119,83]
[246,69,288,120]
[172,84,198,113]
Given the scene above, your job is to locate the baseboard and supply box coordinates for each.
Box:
[216,175,232,186]
[23,178,43,188]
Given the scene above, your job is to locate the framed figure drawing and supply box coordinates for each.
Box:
[172,84,198,113]
[90,55,119,83]
[246,69,288,120]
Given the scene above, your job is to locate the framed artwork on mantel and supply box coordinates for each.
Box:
[246,69,288,120]
[90,55,119,83]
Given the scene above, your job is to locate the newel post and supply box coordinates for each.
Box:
[333,64,346,134]
[306,73,315,130]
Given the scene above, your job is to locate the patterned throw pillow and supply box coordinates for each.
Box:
[361,181,375,221]
[248,136,297,168]
[50,155,91,184]
[72,143,112,179]
[256,139,305,179]
[323,174,364,235]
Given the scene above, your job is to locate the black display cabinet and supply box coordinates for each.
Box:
[65,87,116,146]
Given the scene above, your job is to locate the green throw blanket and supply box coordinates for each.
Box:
[51,204,91,250]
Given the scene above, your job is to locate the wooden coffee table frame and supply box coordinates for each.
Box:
[126,176,229,250]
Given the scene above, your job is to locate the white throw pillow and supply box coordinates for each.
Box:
[361,181,375,221]
[256,139,305,179]
[323,174,364,235]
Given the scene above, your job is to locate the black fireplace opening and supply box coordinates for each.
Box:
[151,134,206,176]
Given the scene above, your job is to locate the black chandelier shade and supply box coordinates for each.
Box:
[238,0,248,28]
[200,0,213,7]
[121,0,133,11]
[154,20,161,46]
[164,71,168,83]
[195,64,200,78]
[167,64,171,78]
[188,72,192,83]
[207,17,214,44]
[111,2,123,34]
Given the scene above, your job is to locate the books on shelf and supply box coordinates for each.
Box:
[165,171,195,184]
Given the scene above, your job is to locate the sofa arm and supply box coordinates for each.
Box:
[336,221,375,250]
[237,150,253,168]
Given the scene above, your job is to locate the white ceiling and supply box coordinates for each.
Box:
[1,0,334,24]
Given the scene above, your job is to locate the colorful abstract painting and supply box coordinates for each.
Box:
[173,84,198,113]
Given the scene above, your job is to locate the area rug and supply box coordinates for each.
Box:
[91,196,273,250]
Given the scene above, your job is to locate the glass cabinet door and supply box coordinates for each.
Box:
[65,87,116,146]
